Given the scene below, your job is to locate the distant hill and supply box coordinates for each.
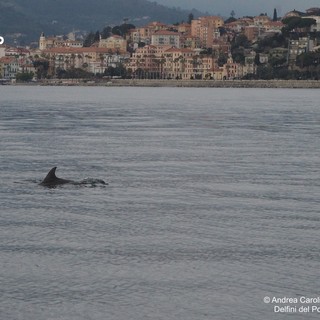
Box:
[0,0,201,44]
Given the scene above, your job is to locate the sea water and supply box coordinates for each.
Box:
[0,86,319,320]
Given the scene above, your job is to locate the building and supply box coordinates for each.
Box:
[288,37,315,67]
[127,44,219,80]
[304,16,320,32]
[264,21,284,33]
[146,21,170,33]
[244,26,260,41]
[225,18,253,32]
[222,55,240,79]
[5,47,30,57]
[259,53,269,64]
[244,52,256,75]
[128,21,172,46]
[211,39,231,55]
[126,45,168,76]
[180,35,200,49]
[0,45,8,58]
[0,56,20,79]
[306,7,320,15]
[43,47,124,74]
[128,28,150,45]
[39,33,83,50]
[98,35,127,53]
[253,15,272,27]
[191,16,224,48]
[177,23,192,36]
[151,31,180,48]
[283,10,305,19]
[163,47,196,79]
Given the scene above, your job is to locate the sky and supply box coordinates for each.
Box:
[154,0,320,17]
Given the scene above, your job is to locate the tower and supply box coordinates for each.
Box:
[39,32,46,50]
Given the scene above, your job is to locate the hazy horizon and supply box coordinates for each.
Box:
[154,0,320,17]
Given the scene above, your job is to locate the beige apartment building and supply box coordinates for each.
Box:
[253,15,272,27]
[42,47,115,74]
[191,16,224,48]
[128,21,171,45]
[163,47,195,79]
[98,35,127,53]
[126,43,247,80]
[39,33,83,50]
[151,30,180,48]
[162,47,217,79]
[127,45,164,75]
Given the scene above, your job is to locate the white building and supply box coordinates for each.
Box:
[305,16,320,32]
[151,31,180,48]
[0,56,20,79]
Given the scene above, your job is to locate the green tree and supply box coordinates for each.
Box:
[256,34,287,52]
[232,48,245,64]
[269,56,287,67]
[217,52,228,66]
[83,32,96,47]
[254,53,261,65]
[296,51,320,68]
[112,24,135,37]
[233,34,250,49]
[225,17,237,24]
[16,71,34,82]
[94,30,100,42]
[273,8,278,21]
[104,63,127,78]
[56,67,94,79]
[101,26,112,39]
[256,65,274,79]
[33,59,49,79]
[282,17,316,34]
[188,13,194,24]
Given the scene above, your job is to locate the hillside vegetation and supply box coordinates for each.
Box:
[0,0,200,42]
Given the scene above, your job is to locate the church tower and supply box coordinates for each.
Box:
[39,32,46,50]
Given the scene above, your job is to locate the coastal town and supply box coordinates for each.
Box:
[0,7,320,83]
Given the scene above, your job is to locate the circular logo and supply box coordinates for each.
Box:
[264,296,271,304]
[0,36,4,45]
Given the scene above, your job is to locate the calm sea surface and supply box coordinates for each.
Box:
[0,86,319,320]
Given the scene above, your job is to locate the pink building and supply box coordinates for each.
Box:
[191,16,224,48]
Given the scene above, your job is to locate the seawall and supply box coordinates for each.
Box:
[14,79,320,88]
[107,79,320,89]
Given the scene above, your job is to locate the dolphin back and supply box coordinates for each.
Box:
[40,167,71,186]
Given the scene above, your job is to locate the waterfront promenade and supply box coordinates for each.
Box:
[11,79,320,88]
[107,79,320,89]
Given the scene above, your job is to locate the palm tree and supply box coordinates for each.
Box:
[156,55,166,79]
[99,53,105,73]
[57,55,64,70]
[178,55,186,73]
[70,53,76,68]
[48,54,56,77]
[64,56,70,70]
[77,54,83,69]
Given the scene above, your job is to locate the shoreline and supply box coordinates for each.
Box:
[107,79,320,89]
[9,79,320,89]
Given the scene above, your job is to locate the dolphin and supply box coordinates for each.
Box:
[40,167,73,187]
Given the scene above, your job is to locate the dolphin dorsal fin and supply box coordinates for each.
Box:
[42,167,58,183]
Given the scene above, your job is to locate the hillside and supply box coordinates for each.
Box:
[0,0,201,44]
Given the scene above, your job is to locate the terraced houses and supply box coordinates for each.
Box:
[1,7,320,81]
